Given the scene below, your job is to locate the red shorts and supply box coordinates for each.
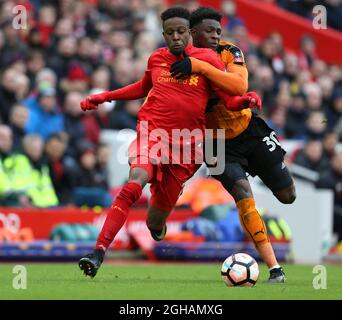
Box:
[128,137,201,212]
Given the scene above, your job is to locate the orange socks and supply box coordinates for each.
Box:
[236,198,269,245]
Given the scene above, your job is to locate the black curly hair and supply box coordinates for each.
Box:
[160,6,190,24]
[190,7,222,29]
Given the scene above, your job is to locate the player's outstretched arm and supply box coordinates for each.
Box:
[80,79,151,111]
[80,78,152,111]
[171,56,247,96]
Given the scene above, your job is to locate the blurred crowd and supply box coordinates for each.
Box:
[276,0,342,32]
[0,0,341,227]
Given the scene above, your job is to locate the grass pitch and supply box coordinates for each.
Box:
[0,262,341,300]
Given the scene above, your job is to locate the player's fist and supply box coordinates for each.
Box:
[80,92,108,111]
[226,91,262,112]
[80,97,98,111]
[241,91,262,110]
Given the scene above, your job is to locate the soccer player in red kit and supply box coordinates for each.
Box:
[78,7,259,278]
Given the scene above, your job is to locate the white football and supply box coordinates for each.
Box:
[221,253,259,287]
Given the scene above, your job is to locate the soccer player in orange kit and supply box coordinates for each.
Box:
[78,7,260,278]
[170,7,297,283]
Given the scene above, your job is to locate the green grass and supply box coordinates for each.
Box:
[0,262,341,300]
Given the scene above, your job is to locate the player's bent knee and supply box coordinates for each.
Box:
[280,193,296,204]
[129,166,153,186]
[275,185,296,204]
[258,163,296,203]
[275,192,296,204]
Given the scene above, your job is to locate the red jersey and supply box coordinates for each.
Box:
[137,44,225,144]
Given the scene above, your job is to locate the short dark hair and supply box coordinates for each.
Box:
[160,6,190,24]
[190,7,222,29]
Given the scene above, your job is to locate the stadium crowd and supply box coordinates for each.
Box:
[0,0,341,238]
[276,0,342,32]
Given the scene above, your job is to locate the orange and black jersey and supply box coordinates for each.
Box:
[189,41,251,139]
[206,41,251,139]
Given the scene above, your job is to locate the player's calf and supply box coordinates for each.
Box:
[236,198,269,245]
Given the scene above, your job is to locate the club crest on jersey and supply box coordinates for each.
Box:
[189,74,199,86]
[234,51,243,63]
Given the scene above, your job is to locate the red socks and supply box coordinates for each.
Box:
[96,182,142,251]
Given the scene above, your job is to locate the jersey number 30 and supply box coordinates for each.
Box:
[263,131,281,152]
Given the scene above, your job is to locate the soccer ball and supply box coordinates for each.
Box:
[221,253,259,287]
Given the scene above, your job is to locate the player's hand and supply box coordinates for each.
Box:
[227,91,262,111]
[80,92,108,111]
[241,91,262,110]
[170,52,192,79]
[80,97,98,111]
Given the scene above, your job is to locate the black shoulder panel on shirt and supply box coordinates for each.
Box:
[217,44,232,54]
